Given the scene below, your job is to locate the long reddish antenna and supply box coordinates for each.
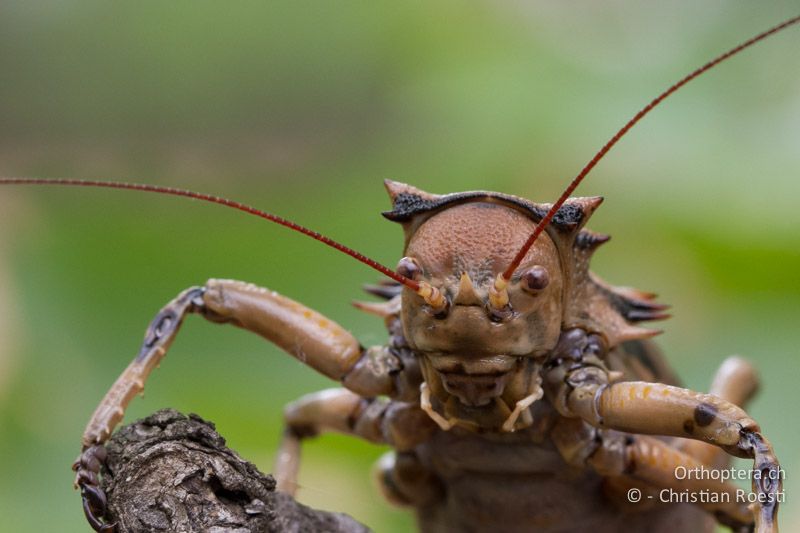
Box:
[501,14,800,283]
[0,177,420,291]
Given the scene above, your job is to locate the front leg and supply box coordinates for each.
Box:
[74,278,404,532]
[544,328,782,533]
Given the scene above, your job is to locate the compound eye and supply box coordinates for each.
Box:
[396,256,422,281]
[521,265,550,294]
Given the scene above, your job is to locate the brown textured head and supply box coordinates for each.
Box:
[381,181,567,424]
[402,201,564,359]
[381,181,663,429]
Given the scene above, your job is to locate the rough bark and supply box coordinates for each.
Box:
[100,408,370,533]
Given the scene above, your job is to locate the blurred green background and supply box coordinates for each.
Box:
[0,2,798,532]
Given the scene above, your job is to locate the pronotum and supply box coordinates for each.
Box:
[1,5,800,532]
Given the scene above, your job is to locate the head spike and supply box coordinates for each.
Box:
[363,280,403,300]
[575,230,611,252]
[501,14,800,282]
[352,298,401,318]
[0,177,420,291]
[453,272,481,306]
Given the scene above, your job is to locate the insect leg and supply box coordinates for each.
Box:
[74,285,206,533]
[679,356,759,469]
[551,418,749,527]
[274,388,387,494]
[548,365,780,532]
[274,388,437,495]
[73,278,411,532]
[605,433,752,527]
